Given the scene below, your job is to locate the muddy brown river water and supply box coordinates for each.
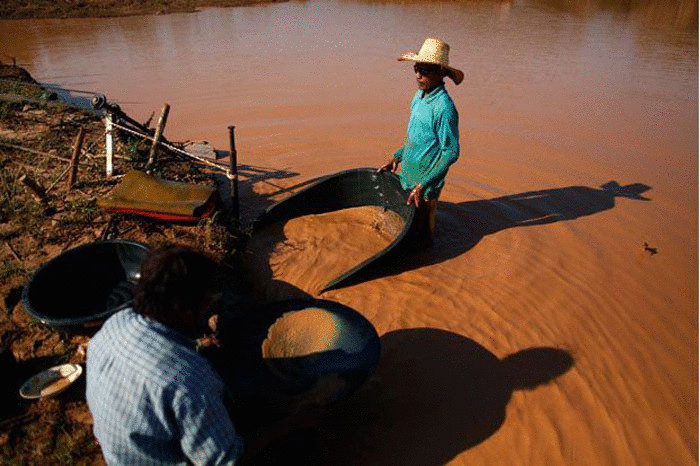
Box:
[2,0,697,463]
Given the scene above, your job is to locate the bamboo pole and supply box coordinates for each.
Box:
[147,103,170,170]
[68,126,85,189]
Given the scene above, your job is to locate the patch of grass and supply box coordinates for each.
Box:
[120,137,149,164]
[194,212,233,254]
[0,259,26,281]
[0,80,45,99]
[6,203,48,239]
[0,164,27,223]
[0,102,20,121]
[58,197,100,228]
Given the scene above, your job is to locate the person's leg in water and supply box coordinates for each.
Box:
[411,197,438,248]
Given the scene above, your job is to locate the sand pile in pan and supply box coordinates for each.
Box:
[248,205,405,297]
[262,308,365,359]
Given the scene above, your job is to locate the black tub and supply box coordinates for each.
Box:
[21,240,150,331]
[211,298,380,415]
[252,168,415,291]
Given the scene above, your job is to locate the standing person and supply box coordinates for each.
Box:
[86,246,244,465]
[379,37,463,245]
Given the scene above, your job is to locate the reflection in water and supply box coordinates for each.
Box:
[529,0,697,31]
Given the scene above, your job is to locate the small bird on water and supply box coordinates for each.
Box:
[643,242,658,256]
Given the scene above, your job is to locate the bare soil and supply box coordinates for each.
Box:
[0,64,243,464]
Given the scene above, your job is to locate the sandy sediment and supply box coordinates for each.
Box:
[262,307,365,359]
[247,205,405,299]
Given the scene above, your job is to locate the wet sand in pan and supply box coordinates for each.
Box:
[261,307,365,359]
[247,205,405,299]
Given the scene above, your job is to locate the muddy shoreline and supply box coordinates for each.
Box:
[1,0,288,20]
[0,64,246,463]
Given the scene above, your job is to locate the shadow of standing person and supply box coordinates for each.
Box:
[455,181,650,234]
[314,328,574,465]
[331,181,651,286]
[367,181,652,278]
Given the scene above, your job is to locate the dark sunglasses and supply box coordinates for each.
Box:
[413,63,442,75]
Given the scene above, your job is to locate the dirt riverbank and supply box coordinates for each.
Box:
[0,0,288,20]
[0,64,244,463]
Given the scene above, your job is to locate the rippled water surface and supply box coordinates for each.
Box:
[2,1,697,464]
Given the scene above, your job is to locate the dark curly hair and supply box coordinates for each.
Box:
[133,246,219,322]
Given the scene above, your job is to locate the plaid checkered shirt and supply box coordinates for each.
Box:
[86,308,243,465]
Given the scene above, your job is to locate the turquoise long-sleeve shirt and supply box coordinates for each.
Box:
[393,83,460,200]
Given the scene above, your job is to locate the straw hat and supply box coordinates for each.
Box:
[398,37,464,85]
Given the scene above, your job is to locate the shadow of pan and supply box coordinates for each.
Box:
[313,328,574,465]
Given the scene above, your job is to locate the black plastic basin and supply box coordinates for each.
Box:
[214,298,381,414]
[251,168,415,291]
[21,240,150,331]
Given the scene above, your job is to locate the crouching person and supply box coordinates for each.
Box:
[86,246,243,465]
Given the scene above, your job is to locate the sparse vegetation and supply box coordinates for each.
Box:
[0,64,243,463]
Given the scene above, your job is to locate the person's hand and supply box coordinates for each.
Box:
[407,184,424,207]
[378,158,399,173]
[207,314,219,333]
[196,334,221,349]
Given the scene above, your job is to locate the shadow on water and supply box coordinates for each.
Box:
[313,328,574,465]
[212,159,322,227]
[350,181,651,283]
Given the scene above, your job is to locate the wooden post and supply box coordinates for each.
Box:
[104,113,114,177]
[19,174,49,210]
[228,126,239,226]
[68,126,85,189]
[147,103,170,170]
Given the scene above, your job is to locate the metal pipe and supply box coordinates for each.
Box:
[228,126,240,226]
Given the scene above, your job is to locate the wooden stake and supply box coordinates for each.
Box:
[147,103,170,170]
[104,114,114,177]
[68,126,85,189]
[19,174,49,209]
